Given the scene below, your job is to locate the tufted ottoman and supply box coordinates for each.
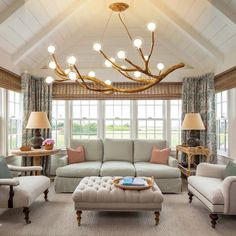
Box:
[72,176,164,226]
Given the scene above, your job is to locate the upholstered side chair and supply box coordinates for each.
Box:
[0,165,50,224]
[188,163,236,228]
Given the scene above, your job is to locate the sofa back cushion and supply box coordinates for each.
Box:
[70,139,103,162]
[103,139,133,162]
[0,156,12,179]
[133,140,167,162]
[150,147,171,165]
[67,146,85,164]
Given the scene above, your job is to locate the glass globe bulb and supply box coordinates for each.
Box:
[105,80,112,85]
[117,50,126,59]
[47,45,55,54]
[64,69,70,75]
[68,71,77,81]
[133,38,143,48]
[93,42,102,51]
[134,71,141,78]
[104,58,115,68]
[121,65,127,69]
[45,76,54,84]
[144,55,149,61]
[48,61,56,70]
[157,63,164,70]
[67,56,76,65]
[88,71,96,77]
[147,22,156,31]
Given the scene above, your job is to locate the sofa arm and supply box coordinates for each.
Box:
[222,176,236,214]
[0,178,20,186]
[59,155,68,166]
[168,156,179,168]
[196,163,226,178]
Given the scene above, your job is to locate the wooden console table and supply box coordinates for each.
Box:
[176,145,211,176]
[11,148,61,175]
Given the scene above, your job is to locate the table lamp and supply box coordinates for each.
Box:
[26,112,51,149]
[181,113,205,147]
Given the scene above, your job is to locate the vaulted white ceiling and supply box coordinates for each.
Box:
[0,0,236,82]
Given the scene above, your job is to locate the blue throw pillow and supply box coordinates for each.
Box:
[0,156,12,179]
[224,161,236,178]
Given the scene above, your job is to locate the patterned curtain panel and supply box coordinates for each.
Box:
[181,73,217,162]
[21,73,52,174]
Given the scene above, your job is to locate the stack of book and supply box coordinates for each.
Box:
[119,177,147,186]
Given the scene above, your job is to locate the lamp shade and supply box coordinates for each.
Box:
[26,112,51,129]
[181,113,205,130]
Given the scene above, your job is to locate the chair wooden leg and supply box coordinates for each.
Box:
[188,191,193,203]
[76,210,82,226]
[44,189,49,201]
[209,213,218,228]
[154,211,160,225]
[23,207,31,224]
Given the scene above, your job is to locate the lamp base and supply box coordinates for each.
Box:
[31,129,44,149]
[187,130,200,147]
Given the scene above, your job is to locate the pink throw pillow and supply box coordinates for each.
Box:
[67,146,85,164]
[150,147,171,165]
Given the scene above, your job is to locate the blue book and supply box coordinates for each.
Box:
[120,177,134,185]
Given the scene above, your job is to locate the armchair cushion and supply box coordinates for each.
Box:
[0,156,12,179]
[224,161,236,178]
[196,163,226,179]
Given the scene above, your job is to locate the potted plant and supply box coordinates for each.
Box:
[42,139,55,150]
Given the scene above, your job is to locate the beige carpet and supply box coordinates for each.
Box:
[0,181,235,236]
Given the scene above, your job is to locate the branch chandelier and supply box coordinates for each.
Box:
[46,2,185,94]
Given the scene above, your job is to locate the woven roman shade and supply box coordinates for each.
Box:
[0,67,21,92]
[215,66,236,92]
[52,82,182,100]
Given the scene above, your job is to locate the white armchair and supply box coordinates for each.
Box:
[188,163,236,228]
[0,165,50,224]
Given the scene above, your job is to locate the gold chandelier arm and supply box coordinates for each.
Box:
[118,13,132,41]
[52,54,66,75]
[54,69,68,79]
[124,58,144,72]
[156,63,185,79]
[117,69,150,83]
[145,31,155,70]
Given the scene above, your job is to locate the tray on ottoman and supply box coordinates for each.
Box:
[72,176,164,226]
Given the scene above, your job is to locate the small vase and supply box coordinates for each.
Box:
[44,144,54,150]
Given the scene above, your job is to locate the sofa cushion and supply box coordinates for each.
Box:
[67,146,85,164]
[188,176,224,204]
[133,140,167,162]
[134,162,181,178]
[150,147,171,165]
[224,161,236,178]
[0,156,12,179]
[103,139,133,162]
[56,161,102,178]
[70,139,103,162]
[100,161,135,176]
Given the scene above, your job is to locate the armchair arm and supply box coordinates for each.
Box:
[8,165,43,172]
[0,178,20,186]
[196,163,226,178]
[222,176,236,214]
[168,156,179,168]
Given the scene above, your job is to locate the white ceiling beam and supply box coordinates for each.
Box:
[0,0,25,24]
[149,0,224,63]
[207,0,236,25]
[12,0,91,65]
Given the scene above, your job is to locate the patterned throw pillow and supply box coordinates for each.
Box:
[0,156,12,179]
[149,147,171,165]
[224,161,236,178]
[67,146,85,164]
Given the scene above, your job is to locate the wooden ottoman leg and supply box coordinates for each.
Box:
[188,191,193,203]
[76,210,82,226]
[44,189,49,201]
[23,207,31,224]
[154,211,160,225]
[210,213,218,228]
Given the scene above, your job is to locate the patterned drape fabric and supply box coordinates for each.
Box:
[181,73,217,162]
[21,73,52,174]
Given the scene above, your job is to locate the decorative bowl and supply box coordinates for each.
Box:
[20,146,31,151]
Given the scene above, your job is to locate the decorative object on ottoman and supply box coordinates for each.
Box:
[113,177,154,190]
[43,139,55,150]
[72,176,164,226]
[26,112,51,149]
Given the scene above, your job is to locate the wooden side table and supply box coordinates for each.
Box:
[176,145,211,176]
[11,148,61,176]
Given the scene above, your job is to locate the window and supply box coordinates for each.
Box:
[52,100,66,147]
[137,100,164,139]
[105,100,131,139]
[216,91,228,154]
[8,91,22,150]
[170,100,182,149]
[72,100,98,139]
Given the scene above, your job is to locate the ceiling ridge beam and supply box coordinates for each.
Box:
[207,0,236,25]
[12,0,91,65]
[0,0,25,24]
[149,0,224,63]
